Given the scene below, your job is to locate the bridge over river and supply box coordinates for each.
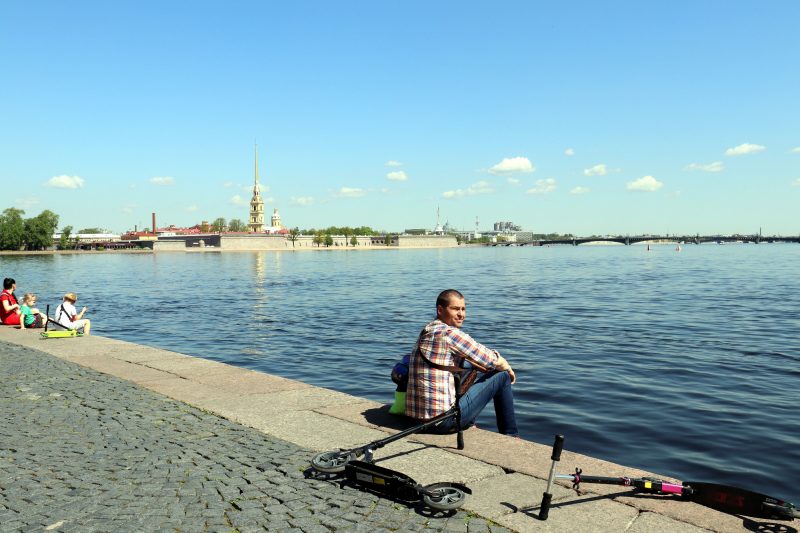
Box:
[492,234,800,246]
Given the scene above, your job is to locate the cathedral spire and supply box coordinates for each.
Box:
[248,143,265,232]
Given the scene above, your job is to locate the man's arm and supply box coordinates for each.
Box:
[447,329,516,384]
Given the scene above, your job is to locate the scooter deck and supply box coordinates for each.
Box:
[40,330,82,339]
[345,460,420,502]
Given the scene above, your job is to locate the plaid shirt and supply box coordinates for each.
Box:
[406,319,499,420]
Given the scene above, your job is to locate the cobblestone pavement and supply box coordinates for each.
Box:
[0,342,512,533]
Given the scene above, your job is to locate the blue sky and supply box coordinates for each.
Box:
[2,1,798,235]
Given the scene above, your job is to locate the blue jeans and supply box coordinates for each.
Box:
[430,370,518,436]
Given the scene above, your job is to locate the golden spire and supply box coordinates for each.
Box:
[254,142,260,194]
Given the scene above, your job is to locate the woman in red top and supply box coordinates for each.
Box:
[1,278,22,326]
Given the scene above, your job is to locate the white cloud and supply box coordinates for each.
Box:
[685,161,724,172]
[223,181,235,188]
[121,204,137,214]
[386,171,408,182]
[526,178,557,195]
[15,196,40,209]
[150,176,175,185]
[488,157,534,175]
[583,164,609,177]
[185,205,199,212]
[791,147,800,153]
[229,194,248,206]
[385,160,403,167]
[627,175,663,192]
[336,187,366,198]
[792,178,800,187]
[442,180,494,199]
[725,143,765,156]
[570,186,590,195]
[507,177,520,185]
[46,175,85,189]
[290,196,314,206]
[564,148,575,156]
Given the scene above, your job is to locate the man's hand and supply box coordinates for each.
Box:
[496,356,516,384]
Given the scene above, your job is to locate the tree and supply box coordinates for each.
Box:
[211,217,227,232]
[341,227,351,246]
[312,233,323,247]
[24,210,59,250]
[0,208,26,250]
[77,227,103,234]
[59,226,73,250]
[350,235,358,246]
[200,221,210,233]
[228,219,245,232]
[324,234,334,247]
[289,227,300,247]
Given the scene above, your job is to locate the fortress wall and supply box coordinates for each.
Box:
[219,235,290,250]
[396,235,458,248]
[151,240,188,251]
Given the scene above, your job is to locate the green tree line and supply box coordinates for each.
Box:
[0,208,60,251]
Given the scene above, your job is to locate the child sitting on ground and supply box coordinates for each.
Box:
[19,293,47,329]
[54,292,91,335]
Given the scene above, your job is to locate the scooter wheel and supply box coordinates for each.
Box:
[311,451,353,473]
[422,483,468,510]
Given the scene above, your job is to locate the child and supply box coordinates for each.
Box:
[0,278,21,326]
[19,293,47,329]
[54,292,91,335]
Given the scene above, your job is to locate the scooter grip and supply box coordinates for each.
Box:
[551,434,564,461]
[457,429,464,450]
[539,492,553,520]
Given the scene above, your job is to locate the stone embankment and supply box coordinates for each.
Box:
[0,327,780,532]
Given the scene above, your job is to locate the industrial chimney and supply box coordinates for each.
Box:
[152,212,157,236]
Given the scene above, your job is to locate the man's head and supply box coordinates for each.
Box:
[436,289,466,328]
[3,278,15,290]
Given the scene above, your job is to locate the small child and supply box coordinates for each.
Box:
[54,292,91,335]
[19,293,47,329]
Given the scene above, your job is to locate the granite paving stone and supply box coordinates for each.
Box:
[0,341,499,532]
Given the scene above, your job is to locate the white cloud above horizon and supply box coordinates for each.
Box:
[725,143,765,156]
[336,187,366,198]
[150,176,175,186]
[627,175,663,192]
[442,180,494,199]
[791,147,800,153]
[385,160,403,167]
[570,186,590,195]
[564,148,575,156]
[685,161,724,172]
[792,178,800,187]
[526,178,556,195]
[229,194,247,206]
[507,177,520,185]
[46,175,85,189]
[15,196,40,209]
[584,164,609,177]
[386,171,407,182]
[488,157,534,175]
[290,196,314,206]
[185,205,199,212]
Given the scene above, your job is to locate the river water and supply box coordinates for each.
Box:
[2,244,798,503]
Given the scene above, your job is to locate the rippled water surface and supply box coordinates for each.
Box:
[3,244,799,503]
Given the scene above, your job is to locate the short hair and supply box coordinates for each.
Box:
[436,289,464,309]
[22,293,36,303]
[64,292,78,302]
[3,278,15,290]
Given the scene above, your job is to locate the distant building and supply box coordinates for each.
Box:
[249,144,266,233]
[494,221,521,232]
[270,208,283,231]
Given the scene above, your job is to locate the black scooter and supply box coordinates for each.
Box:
[310,375,472,511]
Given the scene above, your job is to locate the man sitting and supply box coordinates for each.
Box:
[406,289,518,436]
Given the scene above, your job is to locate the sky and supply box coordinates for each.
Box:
[1,1,798,236]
